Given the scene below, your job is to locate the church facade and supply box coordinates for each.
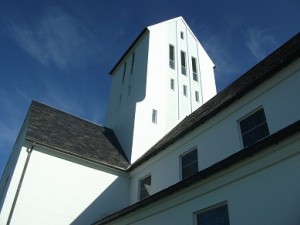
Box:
[0,17,299,225]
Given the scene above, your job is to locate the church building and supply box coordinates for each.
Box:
[0,17,299,225]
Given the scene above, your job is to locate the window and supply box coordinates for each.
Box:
[181,51,186,75]
[196,203,230,225]
[180,31,184,39]
[192,57,198,81]
[128,85,131,96]
[131,52,135,75]
[139,175,151,200]
[152,109,157,124]
[169,44,175,69]
[170,78,175,90]
[195,91,199,102]
[181,148,198,179]
[122,63,127,84]
[183,85,187,96]
[239,108,270,147]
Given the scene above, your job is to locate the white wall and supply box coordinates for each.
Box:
[110,134,300,225]
[129,58,300,203]
[6,147,129,225]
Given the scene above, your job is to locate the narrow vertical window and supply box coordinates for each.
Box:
[181,148,198,180]
[180,31,184,39]
[183,85,187,96]
[139,175,151,200]
[169,45,175,69]
[152,109,157,124]
[192,57,198,81]
[122,63,127,84]
[131,52,135,75]
[181,51,186,75]
[128,85,131,96]
[195,91,199,102]
[170,78,175,90]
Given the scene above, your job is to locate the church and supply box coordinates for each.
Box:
[0,17,299,225]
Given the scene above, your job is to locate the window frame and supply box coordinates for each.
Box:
[192,57,198,81]
[152,109,157,124]
[170,78,175,90]
[194,202,230,225]
[183,85,188,96]
[169,44,175,69]
[238,107,270,147]
[181,51,187,75]
[138,174,151,201]
[195,91,199,102]
[180,31,184,39]
[180,148,198,180]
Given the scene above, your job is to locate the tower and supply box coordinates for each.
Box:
[105,17,216,163]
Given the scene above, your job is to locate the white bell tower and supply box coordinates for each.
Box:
[105,17,216,163]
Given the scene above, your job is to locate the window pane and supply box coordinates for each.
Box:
[169,45,175,69]
[197,204,230,225]
[181,149,198,179]
[140,176,151,200]
[152,109,157,124]
[240,108,269,147]
[181,51,186,67]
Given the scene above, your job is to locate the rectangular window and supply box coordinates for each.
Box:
[196,203,230,225]
[139,175,151,200]
[170,78,175,90]
[180,31,184,39]
[183,85,187,96]
[195,91,199,102]
[192,57,198,81]
[131,52,135,75]
[122,62,127,84]
[239,108,270,147]
[181,51,186,75]
[181,148,198,179]
[169,44,175,69]
[152,109,157,124]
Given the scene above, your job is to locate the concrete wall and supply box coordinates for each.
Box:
[2,146,129,225]
[129,58,300,203]
[111,134,300,225]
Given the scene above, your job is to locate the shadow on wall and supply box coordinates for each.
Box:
[70,176,129,225]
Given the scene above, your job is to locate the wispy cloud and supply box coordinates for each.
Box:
[7,7,101,69]
[245,28,277,60]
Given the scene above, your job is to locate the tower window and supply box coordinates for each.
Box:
[192,57,198,81]
[181,51,186,75]
[170,78,175,90]
[239,108,269,147]
[183,85,187,96]
[169,45,175,69]
[122,62,127,84]
[139,175,151,200]
[180,31,184,39]
[195,91,199,102]
[152,109,157,124]
[131,52,135,75]
[196,203,230,225]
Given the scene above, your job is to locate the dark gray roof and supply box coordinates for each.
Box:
[130,32,300,170]
[26,101,130,170]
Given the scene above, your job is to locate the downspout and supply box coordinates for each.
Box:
[6,144,34,225]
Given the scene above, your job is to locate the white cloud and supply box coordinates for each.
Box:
[245,28,277,60]
[7,7,101,69]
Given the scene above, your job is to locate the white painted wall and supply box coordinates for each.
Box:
[129,58,300,203]
[5,147,129,225]
[105,17,216,163]
[110,135,300,225]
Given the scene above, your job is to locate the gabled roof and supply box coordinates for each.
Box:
[130,32,300,170]
[26,101,130,170]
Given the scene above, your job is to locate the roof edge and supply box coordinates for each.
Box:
[93,120,300,225]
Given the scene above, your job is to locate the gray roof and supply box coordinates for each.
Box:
[26,101,130,170]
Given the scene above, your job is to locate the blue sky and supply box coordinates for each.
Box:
[0,0,299,177]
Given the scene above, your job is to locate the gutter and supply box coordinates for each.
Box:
[6,144,34,225]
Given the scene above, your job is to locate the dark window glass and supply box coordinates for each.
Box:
[240,108,269,147]
[192,57,198,81]
[181,51,186,75]
[152,109,157,124]
[139,175,151,200]
[169,45,175,69]
[181,149,198,179]
[197,204,230,225]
